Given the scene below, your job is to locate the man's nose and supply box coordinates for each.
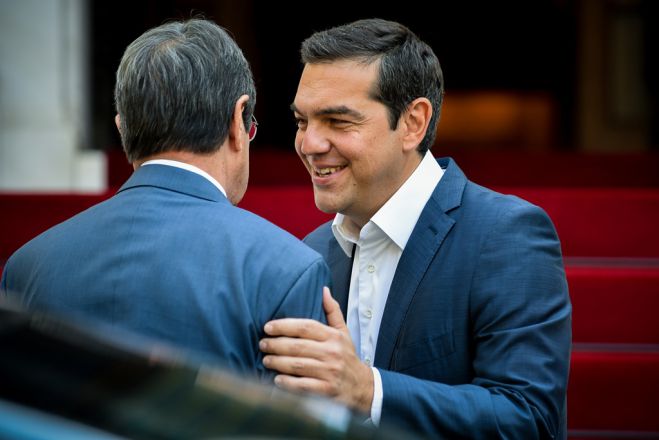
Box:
[299,123,332,156]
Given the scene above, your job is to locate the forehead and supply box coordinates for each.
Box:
[293,60,380,114]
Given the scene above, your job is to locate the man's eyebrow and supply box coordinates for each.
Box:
[290,103,365,120]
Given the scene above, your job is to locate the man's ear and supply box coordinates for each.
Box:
[401,97,432,152]
[114,114,122,135]
[228,94,251,152]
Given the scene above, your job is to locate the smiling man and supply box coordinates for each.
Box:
[290,59,423,228]
[260,18,572,439]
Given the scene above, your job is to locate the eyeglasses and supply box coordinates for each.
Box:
[248,115,258,142]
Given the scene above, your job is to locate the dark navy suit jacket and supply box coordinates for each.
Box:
[304,158,571,439]
[1,165,330,380]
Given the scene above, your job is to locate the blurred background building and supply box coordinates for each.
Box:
[0,0,657,191]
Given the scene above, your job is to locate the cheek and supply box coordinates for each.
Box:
[294,128,305,146]
[294,134,304,157]
[349,140,381,177]
[353,149,394,185]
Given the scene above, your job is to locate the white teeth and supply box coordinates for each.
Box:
[316,166,343,176]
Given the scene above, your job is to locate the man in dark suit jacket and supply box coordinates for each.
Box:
[259,19,571,438]
[0,19,329,380]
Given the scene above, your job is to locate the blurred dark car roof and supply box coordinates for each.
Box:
[0,299,415,439]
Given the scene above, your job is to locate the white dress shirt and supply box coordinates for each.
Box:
[141,159,227,197]
[331,151,443,424]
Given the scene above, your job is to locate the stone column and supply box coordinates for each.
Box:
[0,0,106,192]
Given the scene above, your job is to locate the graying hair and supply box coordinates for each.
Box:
[115,19,256,162]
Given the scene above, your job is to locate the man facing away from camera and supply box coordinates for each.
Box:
[1,19,330,381]
[259,18,572,439]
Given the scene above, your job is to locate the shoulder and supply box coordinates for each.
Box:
[0,203,100,296]
[461,181,553,225]
[423,174,558,252]
[229,206,326,263]
[432,157,550,226]
[455,182,562,266]
[227,208,331,314]
[7,198,108,259]
[302,220,334,256]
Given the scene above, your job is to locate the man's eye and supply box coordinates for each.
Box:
[329,118,350,126]
[294,118,307,128]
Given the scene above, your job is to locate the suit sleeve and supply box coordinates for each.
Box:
[379,203,572,439]
[256,256,331,380]
[271,256,330,324]
[1,263,8,295]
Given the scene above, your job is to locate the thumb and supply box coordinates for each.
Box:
[322,286,347,330]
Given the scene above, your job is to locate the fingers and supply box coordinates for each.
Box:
[322,286,347,330]
[270,374,334,397]
[263,354,329,381]
[260,335,333,361]
[258,286,373,412]
[266,355,374,414]
[264,315,337,342]
[263,286,345,338]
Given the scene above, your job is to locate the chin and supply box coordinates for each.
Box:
[313,195,342,215]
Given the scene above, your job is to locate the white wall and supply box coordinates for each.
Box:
[0,0,106,192]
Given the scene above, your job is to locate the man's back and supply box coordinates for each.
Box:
[1,165,329,378]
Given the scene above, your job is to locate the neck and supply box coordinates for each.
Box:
[134,150,226,184]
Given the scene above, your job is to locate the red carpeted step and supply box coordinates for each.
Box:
[495,187,659,258]
[568,350,659,434]
[567,266,659,345]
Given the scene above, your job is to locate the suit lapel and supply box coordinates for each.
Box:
[327,239,353,317]
[374,157,467,369]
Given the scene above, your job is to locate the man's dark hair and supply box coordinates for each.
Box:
[300,18,444,154]
[115,19,255,162]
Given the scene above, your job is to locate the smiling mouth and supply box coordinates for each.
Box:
[313,165,346,177]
